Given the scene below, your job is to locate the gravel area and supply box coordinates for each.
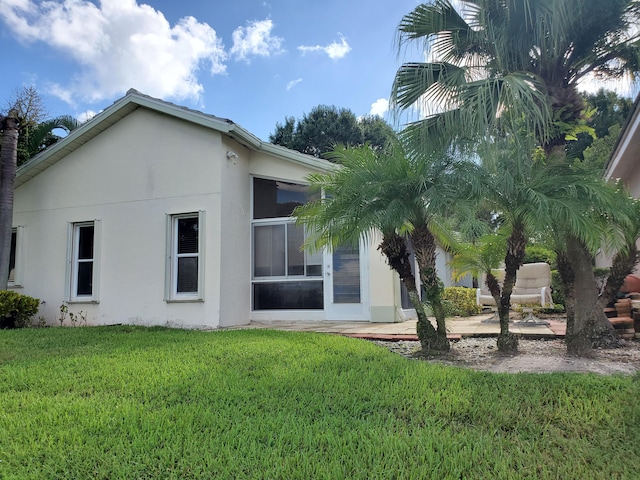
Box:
[372,337,640,375]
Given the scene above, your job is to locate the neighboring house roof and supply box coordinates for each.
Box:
[604,93,640,183]
[16,88,334,188]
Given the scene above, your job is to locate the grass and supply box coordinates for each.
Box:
[1,326,639,479]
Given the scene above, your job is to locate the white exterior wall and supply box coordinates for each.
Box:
[217,140,251,327]
[13,101,408,327]
[436,247,473,288]
[623,167,640,198]
[599,106,640,274]
[249,151,318,183]
[368,234,399,322]
[13,108,225,328]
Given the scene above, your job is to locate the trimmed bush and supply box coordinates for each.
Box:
[0,291,40,328]
[441,287,481,317]
[551,270,565,310]
[523,246,556,265]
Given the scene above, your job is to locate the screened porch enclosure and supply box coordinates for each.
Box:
[251,177,362,312]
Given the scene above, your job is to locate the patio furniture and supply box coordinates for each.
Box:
[476,262,553,325]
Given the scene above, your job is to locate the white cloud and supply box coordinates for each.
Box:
[0,0,227,104]
[286,78,303,91]
[370,98,389,117]
[46,82,75,106]
[77,110,97,123]
[298,34,351,60]
[230,19,283,62]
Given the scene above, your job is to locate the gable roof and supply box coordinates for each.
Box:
[16,89,334,188]
[604,93,640,182]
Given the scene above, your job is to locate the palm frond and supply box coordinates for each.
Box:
[26,115,82,157]
[391,62,467,111]
[397,0,473,44]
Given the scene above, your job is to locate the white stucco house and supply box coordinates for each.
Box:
[600,93,640,274]
[9,89,461,328]
[605,94,640,196]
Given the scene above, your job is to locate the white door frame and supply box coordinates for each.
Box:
[324,240,369,321]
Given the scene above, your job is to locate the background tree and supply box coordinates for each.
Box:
[580,124,622,171]
[566,90,633,162]
[0,87,80,166]
[269,105,396,157]
[357,115,396,151]
[269,116,296,150]
[3,86,48,166]
[0,87,81,290]
[392,0,640,355]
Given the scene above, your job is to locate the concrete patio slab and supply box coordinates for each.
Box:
[239,313,565,341]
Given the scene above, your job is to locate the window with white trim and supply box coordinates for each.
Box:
[67,221,100,302]
[166,212,204,301]
[8,226,23,287]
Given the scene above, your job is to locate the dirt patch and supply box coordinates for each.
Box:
[373,337,640,375]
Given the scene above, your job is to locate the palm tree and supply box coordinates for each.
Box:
[294,143,441,351]
[295,141,479,352]
[0,115,19,290]
[376,147,478,350]
[23,115,82,164]
[450,136,620,351]
[392,0,640,355]
[552,188,639,349]
[0,111,82,290]
[599,199,640,307]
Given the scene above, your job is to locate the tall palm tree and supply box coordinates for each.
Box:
[294,143,441,351]
[0,115,19,290]
[0,112,82,290]
[376,146,478,349]
[295,141,479,352]
[392,0,640,355]
[484,137,627,350]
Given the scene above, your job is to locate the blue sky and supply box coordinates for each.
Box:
[1,0,635,142]
[0,0,423,141]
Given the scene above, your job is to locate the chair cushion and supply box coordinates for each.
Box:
[477,263,552,307]
[478,294,497,306]
[511,294,543,304]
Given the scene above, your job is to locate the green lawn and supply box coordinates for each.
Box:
[1,327,638,479]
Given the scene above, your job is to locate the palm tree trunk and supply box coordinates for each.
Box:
[378,231,445,352]
[555,249,575,341]
[410,225,449,351]
[598,242,639,309]
[494,225,527,352]
[564,236,618,355]
[0,116,19,291]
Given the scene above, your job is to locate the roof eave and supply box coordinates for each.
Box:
[604,93,640,181]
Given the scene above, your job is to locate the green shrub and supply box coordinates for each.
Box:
[441,287,481,317]
[0,291,40,328]
[523,246,556,266]
[539,304,565,314]
[551,270,565,309]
